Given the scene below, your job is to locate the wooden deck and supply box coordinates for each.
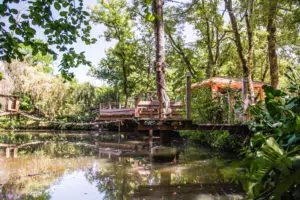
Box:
[96,100,184,121]
[95,108,135,120]
[96,101,249,133]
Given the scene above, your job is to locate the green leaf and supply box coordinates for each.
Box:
[0,4,7,13]
[15,28,22,35]
[146,13,155,22]
[9,16,15,23]
[9,24,16,30]
[54,2,61,11]
[60,11,67,16]
[21,14,28,19]
[10,8,18,14]
[62,2,68,8]
[26,27,36,35]
[82,11,89,16]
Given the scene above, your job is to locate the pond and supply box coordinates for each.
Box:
[0,131,244,200]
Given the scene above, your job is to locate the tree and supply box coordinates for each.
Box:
[184,0,228,78]
[165,23,197,77]
[0,0,96,79]
[90,0,134,107]
[267,0,279,89]
[153,0,170,119]
[224,0,255,120]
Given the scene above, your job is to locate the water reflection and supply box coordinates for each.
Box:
[0,142,244,199]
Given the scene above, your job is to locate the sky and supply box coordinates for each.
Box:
[1,0,198,87]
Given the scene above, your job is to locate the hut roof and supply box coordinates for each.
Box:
[175,76,269,92]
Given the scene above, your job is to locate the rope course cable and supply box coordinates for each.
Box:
[11,111,122,126]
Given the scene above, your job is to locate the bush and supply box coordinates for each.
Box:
[181,130,242,152]
[241,74,300,199]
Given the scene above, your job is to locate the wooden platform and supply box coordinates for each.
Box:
[96,100,183,121]
[135,119,249,133]
[95,108,135,120]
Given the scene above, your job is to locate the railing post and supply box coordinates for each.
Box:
[6,147,10,158]
[13,148,18,158]
[118,121,121,144]
[149,129,153,150]
[186,72,192,120]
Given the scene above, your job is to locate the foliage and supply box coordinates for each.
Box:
[90,0,156,103]
[2,59,113,123]
[0,0,96,79]
[0,132,32,144]
[180,87,243,152]
[181,130,242,152]
[241,75,300,199]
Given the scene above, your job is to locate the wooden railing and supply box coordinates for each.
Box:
[99,100,135,110]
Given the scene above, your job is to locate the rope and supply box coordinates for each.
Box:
[17,111,121,126]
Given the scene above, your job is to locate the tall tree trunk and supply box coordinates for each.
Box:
[146,48,152,92]
[206,20,214,78]
[121,55,129,108]
[225,0,255,121]
[202,0,214,78]
[267,0,279,89]
[153,0,170,119]
[245,0,255,103]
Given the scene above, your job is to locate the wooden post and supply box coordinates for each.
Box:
[6,148,10,158]
[228,91,231,124]
[15,97,20,111]
[119,102,122,109]
[13,148,18,158]
[99,103,101,114]
[118,121,121,144]
[186,72,192,120]
[108,102,111,109]
[259,87,264,101]
[149,129,153,150]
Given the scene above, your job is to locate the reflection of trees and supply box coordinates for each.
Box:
[86,157,145,200]
[0,144,243,199]
[84,152,241,200]
[0,156,100,199]
[0,176,53,200]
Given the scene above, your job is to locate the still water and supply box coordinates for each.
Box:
[0,132,244,200]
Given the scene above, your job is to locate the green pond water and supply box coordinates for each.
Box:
[0,131,244,200]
